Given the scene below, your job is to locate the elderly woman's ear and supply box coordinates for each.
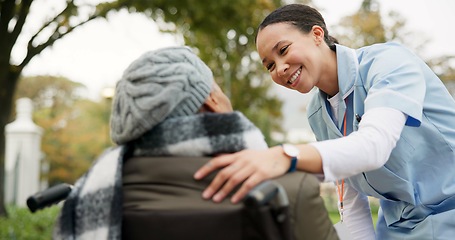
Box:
[200,82,233,113]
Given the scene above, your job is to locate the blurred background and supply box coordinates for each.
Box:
[1,0,454,238]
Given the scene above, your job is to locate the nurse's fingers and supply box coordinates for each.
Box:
[231,174,265,204]
[200,158,245,200]
[194,153,243,200]
[193,153,236,180]
[211,164,254,203]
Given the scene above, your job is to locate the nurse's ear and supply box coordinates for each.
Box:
[311,25,325,46]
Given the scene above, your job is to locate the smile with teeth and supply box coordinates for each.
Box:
[287,67,302,85]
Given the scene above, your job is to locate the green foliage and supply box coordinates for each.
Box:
[16,76,113,185]
[34,100,112,186]
[15,75,85,111]
[0,205,60,240]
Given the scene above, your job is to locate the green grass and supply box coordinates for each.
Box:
[0,205,60,240]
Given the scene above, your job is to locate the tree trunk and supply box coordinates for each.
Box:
[0,66,20,217]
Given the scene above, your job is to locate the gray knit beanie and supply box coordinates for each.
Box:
[110,46,213,145]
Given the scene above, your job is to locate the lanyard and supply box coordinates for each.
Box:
[336,99,348,222]
[335,49,358,224]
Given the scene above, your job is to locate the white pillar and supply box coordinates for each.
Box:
[5,98,43,207]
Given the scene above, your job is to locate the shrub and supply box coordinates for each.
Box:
[0,205,60,240]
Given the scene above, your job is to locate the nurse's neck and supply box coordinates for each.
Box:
[319,84,340,98]
[318,48,339,97]
[319,80,339,98]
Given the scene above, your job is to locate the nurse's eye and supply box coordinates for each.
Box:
[279,45,289,55]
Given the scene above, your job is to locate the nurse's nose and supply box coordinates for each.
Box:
[276,62,289,78]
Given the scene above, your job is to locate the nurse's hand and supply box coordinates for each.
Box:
[193,146,290,204]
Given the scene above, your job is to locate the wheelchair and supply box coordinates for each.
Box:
[28,180,291,240]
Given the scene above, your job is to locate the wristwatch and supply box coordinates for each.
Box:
[281,144,300,173]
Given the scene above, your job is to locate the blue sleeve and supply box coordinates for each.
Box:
[358,43,424,127]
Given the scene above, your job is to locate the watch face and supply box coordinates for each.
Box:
[283,144,299,157]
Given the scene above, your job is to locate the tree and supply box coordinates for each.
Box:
[14,75,85,111]
[0,0,284,216]
[0,0,114,216]
[427,56,455,82]
[15,76,112,186]
[333,0,454,88]
[334,0,402,49]
[33,99,112,186]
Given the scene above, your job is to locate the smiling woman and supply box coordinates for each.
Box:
[194,3,455,240]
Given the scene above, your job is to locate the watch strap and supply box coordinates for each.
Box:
[287,156,297,173]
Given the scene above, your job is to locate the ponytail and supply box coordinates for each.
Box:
[326,35,339,51]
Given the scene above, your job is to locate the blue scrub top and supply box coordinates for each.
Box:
[307,42,455,239]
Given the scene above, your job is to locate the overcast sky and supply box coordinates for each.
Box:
[18,0,455,131]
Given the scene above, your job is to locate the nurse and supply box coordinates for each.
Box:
[194,3,455,240]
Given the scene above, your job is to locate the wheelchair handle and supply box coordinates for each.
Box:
[27,183,73,213]
[243,180,289,208]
